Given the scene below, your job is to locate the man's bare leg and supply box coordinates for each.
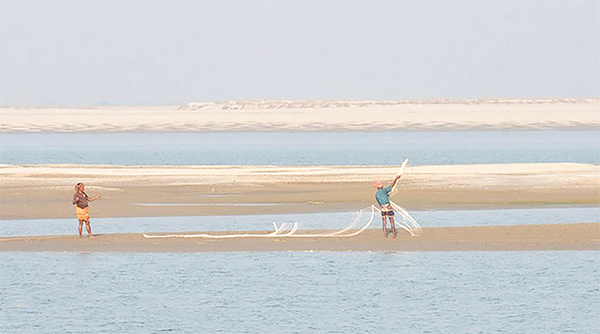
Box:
[78,220,84,237]
[85,220,94,238]
[389,216,397,237]
[382,217,387,237]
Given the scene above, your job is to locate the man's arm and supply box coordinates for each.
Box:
[390,174,402,189]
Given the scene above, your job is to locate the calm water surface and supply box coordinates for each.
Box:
[1,251,598,334]
[1,130,598,165]
[1,207,599,237]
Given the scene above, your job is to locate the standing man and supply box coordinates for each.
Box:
[374,174,402,237]
[72,182,100,238]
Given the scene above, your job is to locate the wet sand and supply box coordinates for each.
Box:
[1,163,598,220]
[1,223,598,252]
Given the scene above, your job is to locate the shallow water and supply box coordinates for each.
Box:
[1,251,598,333]
[1,130,598,165]
[1,207,598,238]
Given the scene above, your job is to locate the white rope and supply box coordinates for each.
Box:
[390,157,408,196]
[272,222,293,235]
[142,206,376,239]
[287,222,300,235]
[281,206,375,238]
[142,221,301,239]
[391,201,422,236]
[141,203,423,239]
[326,209,364,235]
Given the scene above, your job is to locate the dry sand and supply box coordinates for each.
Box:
[1,99,599,132]
[1,223,598,252]
[1,163,598,220]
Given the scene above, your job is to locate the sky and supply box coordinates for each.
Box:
[0,0,598,106]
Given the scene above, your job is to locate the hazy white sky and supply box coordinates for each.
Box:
[1,0,598,106]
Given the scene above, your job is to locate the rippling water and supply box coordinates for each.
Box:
[1,130,599,165]
[1,251,598,333]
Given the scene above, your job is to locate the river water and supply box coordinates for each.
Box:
[1,130,599,165]
[1,130,599,333]
[1,251,598,333]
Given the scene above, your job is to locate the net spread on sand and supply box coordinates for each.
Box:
[143,201,421,239]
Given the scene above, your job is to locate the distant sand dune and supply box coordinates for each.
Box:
[1,99,598,132]
[181,98,600,110]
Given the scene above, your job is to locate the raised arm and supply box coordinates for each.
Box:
[89,195,101,202]
[390,174,402,189]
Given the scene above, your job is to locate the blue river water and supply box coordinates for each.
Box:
[1,130,599,165]
[1,251,598,333]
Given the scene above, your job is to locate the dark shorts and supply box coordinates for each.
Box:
[380,204,394,217]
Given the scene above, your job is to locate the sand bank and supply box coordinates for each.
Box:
[1,99,599,132]
[1,163,598,220]
[1,223,598,252]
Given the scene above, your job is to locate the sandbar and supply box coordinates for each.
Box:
[1,163,598,220]
[1,223,598,252]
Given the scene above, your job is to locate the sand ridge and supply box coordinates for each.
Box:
[1,99,599,132]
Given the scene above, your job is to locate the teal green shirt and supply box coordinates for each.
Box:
[375,185,392,206]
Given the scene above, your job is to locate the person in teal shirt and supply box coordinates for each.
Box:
[373,174,402,237]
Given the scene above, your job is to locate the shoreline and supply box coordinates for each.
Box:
[1,163,599,220]
[1,223,598,252]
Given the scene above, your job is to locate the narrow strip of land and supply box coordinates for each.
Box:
[1,163,598,219]
[1,99,598,132]
[1,223,598,252]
